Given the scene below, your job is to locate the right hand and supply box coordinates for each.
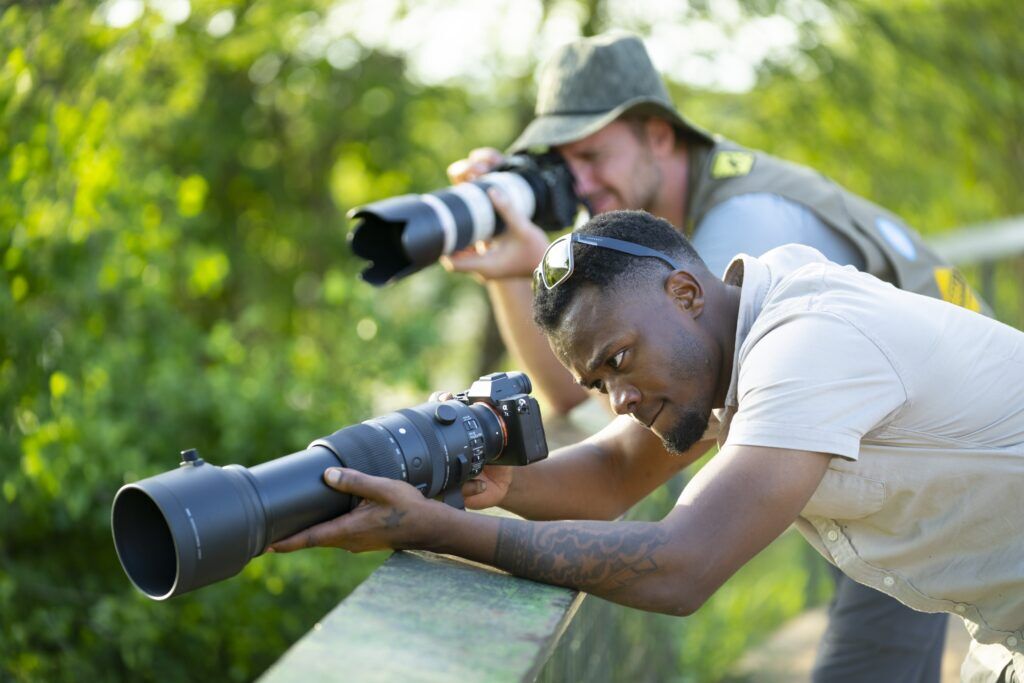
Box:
[431,387,516,509]
[441,148,551,281]
[446,147,506,185]
[461,465,514,510]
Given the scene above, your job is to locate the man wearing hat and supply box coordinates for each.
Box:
[443,32,982,682]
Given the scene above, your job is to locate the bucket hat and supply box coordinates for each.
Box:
[508,32,714,154]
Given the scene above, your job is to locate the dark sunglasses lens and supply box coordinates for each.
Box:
[542,238,572,288]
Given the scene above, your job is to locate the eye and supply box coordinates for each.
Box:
[607,349,627,370]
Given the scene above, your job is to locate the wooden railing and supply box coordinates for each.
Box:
[259,549,583,683]
[261,216,1024,683]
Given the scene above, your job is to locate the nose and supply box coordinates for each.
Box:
[566,160,596,197]
[609,382,641,416]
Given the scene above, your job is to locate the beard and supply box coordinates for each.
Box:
[657,325,716,455]
[660,408,710,455]
[635,151,662,212]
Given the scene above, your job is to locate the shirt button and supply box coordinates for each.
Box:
[827,530,839,542]
[883,576,895,587]
[954,604,967,614]
[1007,636,1019,647]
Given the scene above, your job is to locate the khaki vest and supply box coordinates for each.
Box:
[685,139,989,314]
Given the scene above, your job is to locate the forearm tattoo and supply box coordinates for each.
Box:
[493,519,670,595]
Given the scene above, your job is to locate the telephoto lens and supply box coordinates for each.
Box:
[111,372,547,600]
[348,153,581,285]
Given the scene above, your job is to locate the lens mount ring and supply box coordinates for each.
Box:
[475,401,508,450]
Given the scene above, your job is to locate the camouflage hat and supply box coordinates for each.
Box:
[508,32,713,154]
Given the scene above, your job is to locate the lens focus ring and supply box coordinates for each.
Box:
[313,423,405,482]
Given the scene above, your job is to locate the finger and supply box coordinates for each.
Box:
[441,248,494,274]
[446,158,472,184]
[428,391,456,402]
[323,467,395,501]
[468,147,502,163]
[467,147,503,170]
[270,517,346,553]
[461,478,487,498]
[439,248,482,272]
[438,254,455,272]
[447,149,502,184]
[488,188,534,236]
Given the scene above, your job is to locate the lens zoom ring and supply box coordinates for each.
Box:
[326,424,405,481]
[397,409,445,462]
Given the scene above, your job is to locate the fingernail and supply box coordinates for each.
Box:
[488,188,504,202]
[477,481,487,493]
[265,547,275,554]
[326,468,341,485]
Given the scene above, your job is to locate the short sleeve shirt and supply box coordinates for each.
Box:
[714,244,1024,670]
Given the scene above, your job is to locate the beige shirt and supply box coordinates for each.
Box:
[713,245,1024,681]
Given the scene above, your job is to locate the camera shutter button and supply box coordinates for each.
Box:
[434,404,458,425]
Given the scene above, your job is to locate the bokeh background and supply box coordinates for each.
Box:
[1,0,1020,680]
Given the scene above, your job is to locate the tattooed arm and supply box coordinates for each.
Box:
[271,444,831,615]
[492,518,678,612]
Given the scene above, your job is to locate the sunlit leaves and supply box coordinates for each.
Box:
[2,2,496,680]
[177,174,209,217]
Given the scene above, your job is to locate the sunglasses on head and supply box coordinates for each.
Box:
[532,233,684,292]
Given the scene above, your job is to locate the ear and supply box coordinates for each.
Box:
[665,270,705,318]
[645,118,676,157]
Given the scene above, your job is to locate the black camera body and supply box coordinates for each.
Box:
[348,153,580,286]
[494,153,580,237]
[461,371,547,468]
[111,372,547,600]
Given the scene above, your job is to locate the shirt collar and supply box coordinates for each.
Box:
[720,254,773,411]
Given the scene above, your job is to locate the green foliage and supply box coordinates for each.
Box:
[0,1,508,681]
[678,532,832,682]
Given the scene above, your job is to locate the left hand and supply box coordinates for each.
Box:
[439,188,551,282]
[269,468,443,554]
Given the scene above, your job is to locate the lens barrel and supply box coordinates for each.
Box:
[349,154,579,286]
[111,400,507,599]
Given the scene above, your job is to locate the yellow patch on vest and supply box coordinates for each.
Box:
[711,151,755,179]
[934,267,982,312]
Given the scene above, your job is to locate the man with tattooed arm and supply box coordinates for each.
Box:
[273,211,1024,683]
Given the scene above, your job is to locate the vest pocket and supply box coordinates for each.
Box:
[802,468,886,520]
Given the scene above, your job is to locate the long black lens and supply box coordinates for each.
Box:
[111,400,507,599]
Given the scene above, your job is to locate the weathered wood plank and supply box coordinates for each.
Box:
[258,550,583,683]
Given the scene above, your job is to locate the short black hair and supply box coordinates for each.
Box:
[532,210,705,334]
